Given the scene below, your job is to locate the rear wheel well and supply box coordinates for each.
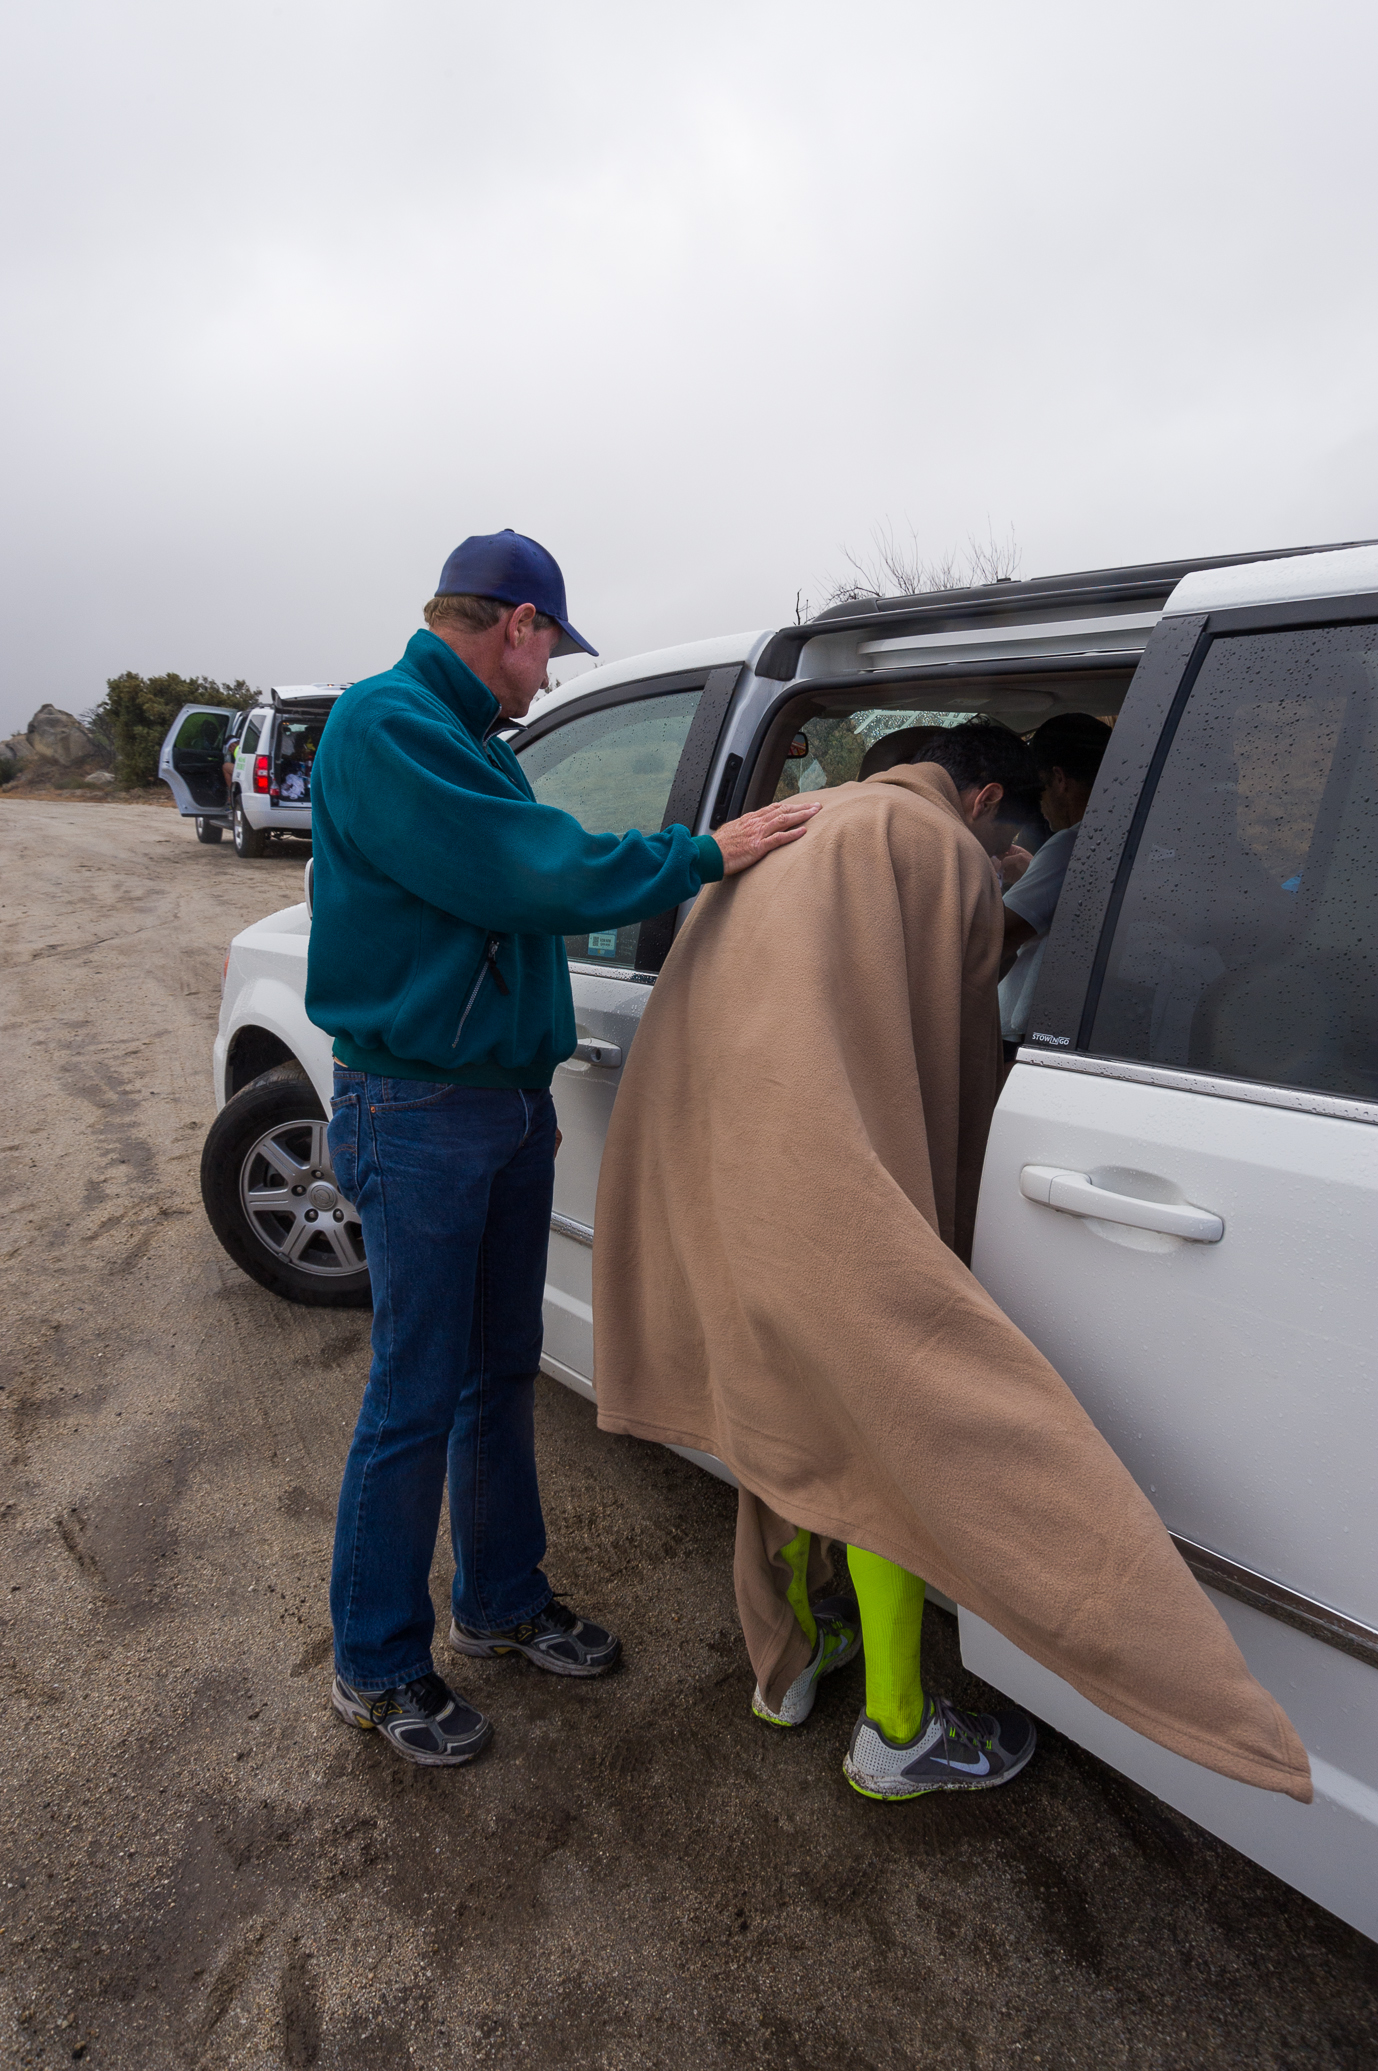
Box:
[226,1026,300,1097]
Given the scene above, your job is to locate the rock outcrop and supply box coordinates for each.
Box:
[1,705,111,780]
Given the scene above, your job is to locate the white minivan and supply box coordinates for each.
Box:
[204,541,1377,1942]
[158,684,349,854]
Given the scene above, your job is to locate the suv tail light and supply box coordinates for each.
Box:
[254,755,270,794]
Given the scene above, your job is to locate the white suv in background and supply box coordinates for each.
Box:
[158,684,349,855]
[205,542,1377,1943]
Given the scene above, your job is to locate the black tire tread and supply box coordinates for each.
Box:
[200,1071,370,1308]
[232,794,268,859]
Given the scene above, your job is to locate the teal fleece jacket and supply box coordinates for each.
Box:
[305,630,723,1087]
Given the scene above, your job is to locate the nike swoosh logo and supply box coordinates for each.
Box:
[945,1749,991,1777]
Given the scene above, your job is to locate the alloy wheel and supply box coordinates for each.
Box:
[238,1116,365,1277]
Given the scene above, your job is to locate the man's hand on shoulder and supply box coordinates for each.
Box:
[713,798,822,877]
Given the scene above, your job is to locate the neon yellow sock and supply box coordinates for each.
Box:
[779,1529,817,1651]
[846,1545,926,1742]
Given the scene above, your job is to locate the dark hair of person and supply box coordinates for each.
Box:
[1028,713,1113,788]
[908,719,1041,814]
[857,724,948,782]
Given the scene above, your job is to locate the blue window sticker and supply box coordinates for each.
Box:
[1280,874,1303,894]
[586,930,618,958]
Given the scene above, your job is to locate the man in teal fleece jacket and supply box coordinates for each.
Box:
[309,531,818,1769]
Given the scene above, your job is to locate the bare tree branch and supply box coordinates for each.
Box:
[818,520,1021,609]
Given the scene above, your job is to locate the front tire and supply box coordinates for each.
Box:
[233,794,268,858]
[195,816,224,844]
[200,1066,371,1307]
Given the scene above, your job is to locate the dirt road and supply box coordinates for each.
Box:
[1,798,1375,2070]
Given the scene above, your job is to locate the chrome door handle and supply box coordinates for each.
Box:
[573,1038,622,1068]
[1019,1165,1224,1243]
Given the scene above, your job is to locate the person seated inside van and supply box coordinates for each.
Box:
[219,716,245,802]
[999,714,1112,1052]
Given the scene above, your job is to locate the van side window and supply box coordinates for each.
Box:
[174,711,228,754]
[240,718,262,760]
[516,688,704,970]
[1089,621,1378,1101]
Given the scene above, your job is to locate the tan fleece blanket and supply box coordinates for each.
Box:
[593,766,1312,1802]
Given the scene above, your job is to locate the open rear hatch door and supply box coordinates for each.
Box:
[268,684,350,807]
[270,684,350,724]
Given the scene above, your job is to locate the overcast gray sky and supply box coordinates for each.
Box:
[2,0,1376,735]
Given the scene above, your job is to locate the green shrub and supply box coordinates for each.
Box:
[91,674,258,789]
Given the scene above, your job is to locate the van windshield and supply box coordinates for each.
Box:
[774,709,977,799]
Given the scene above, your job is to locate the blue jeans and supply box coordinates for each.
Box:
[326,1069,557,1691]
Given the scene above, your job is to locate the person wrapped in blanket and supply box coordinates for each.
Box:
[591,718,1312,1809]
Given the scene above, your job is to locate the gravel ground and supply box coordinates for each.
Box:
[1,797,1375,2071]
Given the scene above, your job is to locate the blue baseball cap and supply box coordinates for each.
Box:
[436,530,597,658]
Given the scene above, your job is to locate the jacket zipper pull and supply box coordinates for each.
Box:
[485,935,511,997]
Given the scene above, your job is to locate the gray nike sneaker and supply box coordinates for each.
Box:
[331,1670,493,1767]
[448,1597,621,1677]
[751,1595,862,1727]
[844,1691,1036,1799]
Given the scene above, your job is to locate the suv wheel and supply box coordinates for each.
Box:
[233,793,268,859]
[200,1065,370,1307]
[195,816,224,844]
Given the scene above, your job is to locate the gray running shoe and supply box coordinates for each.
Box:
[449,1597,621,1678]
[751,1595,862,1727]
[844,1691,1036,1799]
[331,1670,493,1767]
